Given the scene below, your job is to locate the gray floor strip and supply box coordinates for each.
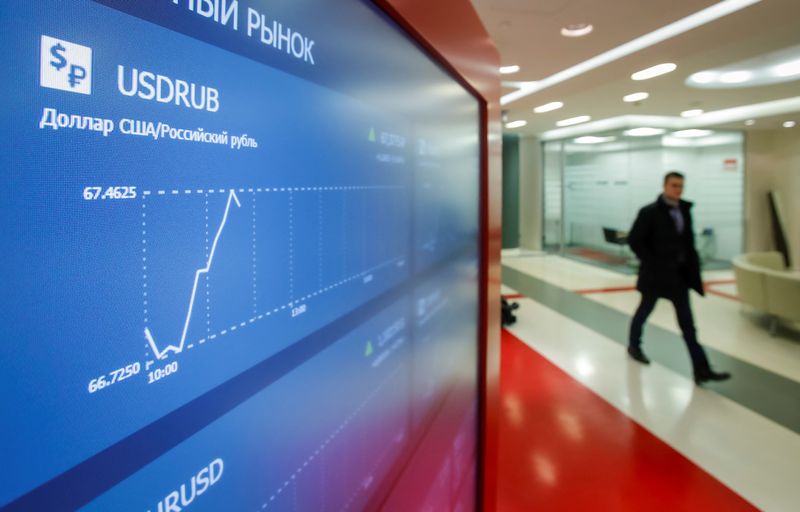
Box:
[503,264,800,435]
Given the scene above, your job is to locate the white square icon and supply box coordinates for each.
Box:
[40,35,92,95]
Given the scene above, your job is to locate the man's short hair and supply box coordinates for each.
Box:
[664,171,684,184]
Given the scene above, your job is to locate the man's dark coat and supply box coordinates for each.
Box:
[627,195,704,298]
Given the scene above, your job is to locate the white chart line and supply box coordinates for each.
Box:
[141,185,404,196]
[182,254,406,354]
[144,189,241,360]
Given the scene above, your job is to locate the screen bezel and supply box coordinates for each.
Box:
[368,1,490,508]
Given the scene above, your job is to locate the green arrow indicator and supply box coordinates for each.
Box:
[364,340,374,357]
[368,128,376,142]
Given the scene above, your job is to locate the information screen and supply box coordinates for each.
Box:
[0,1,481,510]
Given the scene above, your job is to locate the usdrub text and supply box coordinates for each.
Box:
[118,66,220,113]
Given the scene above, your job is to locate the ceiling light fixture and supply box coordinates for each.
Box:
[624,127,665,137]
[745,119,756,126]
[672,129,713,137]
[574,136,616,144]
[689,71,718,84]
[623,92,649,102]
[631,63,677,81]
[561,23,593,37]
[556,115,591,127]
[501,0,762,105]
[784,121,797,128]
[534,101,564,113]
[773,59,800,77]
[505,120,527,129]
[719,70,752,83]
[680,109,704,118]
[502,80,537,90]
[688,45,800,89]
[539,97,800,141]
[499,65,520,75]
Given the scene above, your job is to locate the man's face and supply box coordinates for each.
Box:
[664,177,684,202]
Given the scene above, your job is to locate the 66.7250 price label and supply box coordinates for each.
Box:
[87,362,141,393]
[83,185,137,200]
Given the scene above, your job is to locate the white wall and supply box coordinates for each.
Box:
[518,135,542,251]
[746,129,800,270]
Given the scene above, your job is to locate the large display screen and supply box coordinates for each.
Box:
[1,1,481,510]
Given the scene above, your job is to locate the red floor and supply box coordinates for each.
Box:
[495,329,756,511]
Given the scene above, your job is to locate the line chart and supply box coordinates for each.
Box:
[138,183,409,370]
[144,189,241,360]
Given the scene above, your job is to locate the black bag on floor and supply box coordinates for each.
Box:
[501,297,519,326]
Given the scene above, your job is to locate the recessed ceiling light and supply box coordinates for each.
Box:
[574,136,616,144]
[561,23,593,37]
[501,0,762,105]
[503,80,538,90]
[745,119,756,126]
[556,115,591,127]
[680,109,704,118]
[631,63,677,81]
[672,129,713,137]
[539,97,800,141]
[623,92,649,102]
[719,70,752,83]
[687,45,800,89]
[534,101,564,113]
[500,65,521,75]
[784,121,797,128]
[505,120,527,129]
[773,59,800,77]
[689,71,718,84]
[624,127,666,137]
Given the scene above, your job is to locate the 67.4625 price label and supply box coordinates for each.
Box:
[83,186,137,200]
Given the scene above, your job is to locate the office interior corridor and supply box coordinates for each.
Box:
[497,253,800,511]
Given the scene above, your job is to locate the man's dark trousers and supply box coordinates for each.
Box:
[629,288,711,373]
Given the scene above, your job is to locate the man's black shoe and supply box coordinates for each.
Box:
[694,369,732,385]
[627,346,651,365]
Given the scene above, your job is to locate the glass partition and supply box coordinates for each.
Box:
[543,140,564,251]
[543,130,744,271]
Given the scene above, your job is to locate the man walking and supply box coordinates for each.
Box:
[627,171,731,385]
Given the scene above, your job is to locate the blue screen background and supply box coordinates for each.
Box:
[0,1,480,510]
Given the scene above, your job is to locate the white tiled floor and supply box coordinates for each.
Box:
[504,254,800,383]
[504,253,635,291]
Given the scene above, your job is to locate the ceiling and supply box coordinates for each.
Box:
[470,0,800,138]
